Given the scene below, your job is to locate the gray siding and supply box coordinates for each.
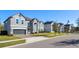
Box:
[4,19,11,34]
[4,13,28,35]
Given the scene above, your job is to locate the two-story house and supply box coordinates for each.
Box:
[39,21,44,32]
[64,24,74,33]
[44,21,65,32]
[4,13,44,35]
[58,23,64,32]
[44,21,54,32]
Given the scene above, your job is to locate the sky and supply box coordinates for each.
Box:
[0,10,79,26]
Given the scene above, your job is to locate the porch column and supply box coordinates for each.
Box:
[26,29,28,35]
[10,29,13,35]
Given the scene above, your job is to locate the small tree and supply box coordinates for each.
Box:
[74,18,79,31]
[0,23,3,31]
[53,22,59,35]
[76,18,79,27]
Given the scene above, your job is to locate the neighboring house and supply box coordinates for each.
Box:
[44,21,65,33]
[39,21,44,32]
[4,13,44,35]
[64,24,74,32]
[44,21,54,32]
[30,18,39,33]
[58,23,64,32]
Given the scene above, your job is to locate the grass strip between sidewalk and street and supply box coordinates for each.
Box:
[0,39,25,48]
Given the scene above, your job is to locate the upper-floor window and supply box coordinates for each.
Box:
[34,23,37,25]
[28,23,30,26]
[16,19,19,24]
[21,20,24,24]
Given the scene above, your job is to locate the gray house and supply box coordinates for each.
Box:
[58,23,64,32]
[64,24,74,32]
[4,13,44,35]
[38,21,44,32]
[44,21,65,32]
[44,21,54,32]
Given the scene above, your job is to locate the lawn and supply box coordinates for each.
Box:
[0,35,26,47]
[0,39,25,48]
[32,32,65,38]
[0,36,20,41]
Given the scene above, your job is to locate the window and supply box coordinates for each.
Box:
[34,23,37,25]
[16,19,19,24]
[28,23,31,26]
[22,20,24,24]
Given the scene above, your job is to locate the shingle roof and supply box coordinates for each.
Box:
[4,13,32,23]
[58,23,64,25]
[4,16,13,23]
[44,21,53,24]
[31,18,39,22]
[19,13,32,21]
[64,24,70,26]
[4,13,43,23]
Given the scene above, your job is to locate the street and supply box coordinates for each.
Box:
[10,33,79,48]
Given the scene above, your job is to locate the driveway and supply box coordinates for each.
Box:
[10,33,79,48]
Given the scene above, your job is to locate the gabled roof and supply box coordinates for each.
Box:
[44,21,53,24]
[4,13,32,23]
[4,16,13,23]
[39,21,44,23]
[64,24,71,26]
[4,13,44,23]
[19,13,32,21]
[31,18,39,22]
[58,23,64,25]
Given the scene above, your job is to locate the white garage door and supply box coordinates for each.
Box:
[13,29,26,34]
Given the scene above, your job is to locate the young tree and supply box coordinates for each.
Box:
[53,22,59,35]
[76,18,79,27]
[0,22,3,31]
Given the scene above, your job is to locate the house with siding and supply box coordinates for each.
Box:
[64,24,74,32]
[44,21,65,32]
[44,21,54,32]
[4,13,44,35]
[39,21,44,32]
[58,23,64,32]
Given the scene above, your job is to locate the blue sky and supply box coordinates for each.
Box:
[0,10,79,26]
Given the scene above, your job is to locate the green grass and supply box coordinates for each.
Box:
[0,39,25,48]
[0,36,20,41]
[32,32,66,38]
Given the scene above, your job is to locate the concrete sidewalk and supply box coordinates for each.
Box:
[25,36,50,44]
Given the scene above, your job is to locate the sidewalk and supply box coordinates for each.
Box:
[25,36,50,44]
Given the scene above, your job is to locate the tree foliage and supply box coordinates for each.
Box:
[0,23,3,31]
[53,22,59,33]
[76,18,79,27]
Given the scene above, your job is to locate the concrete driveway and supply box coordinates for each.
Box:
[10,33,79,48]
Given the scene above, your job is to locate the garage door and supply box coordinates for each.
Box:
[13,29,26,34]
